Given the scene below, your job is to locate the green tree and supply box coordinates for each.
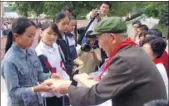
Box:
[9,1,168,19]
[9,2,45,17]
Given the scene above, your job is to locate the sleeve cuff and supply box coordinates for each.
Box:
[22,87,36,105]
[68,85,76,95]
[31,87,35,95]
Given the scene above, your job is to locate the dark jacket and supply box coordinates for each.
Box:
[56,34,74,77]
[68,45,167,106]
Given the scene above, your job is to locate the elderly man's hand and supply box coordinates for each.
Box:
[53,84,70,94]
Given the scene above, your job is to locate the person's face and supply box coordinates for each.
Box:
[41,27,57,46]
[97,33,116,57]
[57,17,69,33]
[133,24,139,34]
[65,10,72,17]
[14,26,36,49]
[100,3,110,16]
[87,37,97,47]
[139,36,145,45]
[67,20,76,32]
[142,43,154,60]
[137,28,142,35]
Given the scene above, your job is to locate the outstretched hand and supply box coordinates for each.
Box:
[53,84,70,94]
[33,81,54,93]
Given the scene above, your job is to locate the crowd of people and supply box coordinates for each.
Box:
[1,18,13,37]
[0,17,51,37]
[1,2,169,106]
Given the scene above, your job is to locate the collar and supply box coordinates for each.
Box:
[99,38,137,79]
[39,41,57,52]
[12,43,32,58]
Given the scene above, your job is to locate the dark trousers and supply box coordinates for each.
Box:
[45,96,70,106]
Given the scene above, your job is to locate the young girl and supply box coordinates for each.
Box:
[65,17,77,60]
[141,36,168,99]
[1,18,55,106]
[54,12,74,79]
[35,22,70,106]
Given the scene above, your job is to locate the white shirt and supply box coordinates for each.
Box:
[62,33,66,41]
[35,41,70,97]
[67,33,76,46]
[36,41,69,80]
[86,12,107,32]
[156,63,168,99]
[135,36,140,45]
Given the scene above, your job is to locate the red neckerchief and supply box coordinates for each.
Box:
[153,51,169,78]
[99,38,137,79]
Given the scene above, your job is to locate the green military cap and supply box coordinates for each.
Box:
[91,17,127,36]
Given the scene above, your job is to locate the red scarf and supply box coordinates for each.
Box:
[99,38,137,79]
[153,51,169,78]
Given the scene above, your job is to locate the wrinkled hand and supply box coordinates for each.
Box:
[53,84,70,94]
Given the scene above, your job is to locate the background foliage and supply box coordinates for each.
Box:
[9,1,168,19]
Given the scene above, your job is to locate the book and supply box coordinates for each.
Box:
[73,73,98,88]
[44,78,71,88]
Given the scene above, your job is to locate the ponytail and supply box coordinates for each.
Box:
[4,17,36,53]
[38,35,41,43]
[5,31,13,53]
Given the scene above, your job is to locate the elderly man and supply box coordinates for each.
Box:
[53,17,167,106]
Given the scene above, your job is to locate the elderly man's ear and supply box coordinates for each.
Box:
[109,33,117,44]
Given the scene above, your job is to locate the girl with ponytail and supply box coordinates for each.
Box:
[2,17,56,106]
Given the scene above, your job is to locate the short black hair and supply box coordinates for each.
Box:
[139,30,148,38]
[144,100,168,106]
[62,6,73,13]
[141,36,166,58]
[138,24,149,31]
[132,20,141,26]
[146,29,162,37]
[86,30,96,38]
[102,2,112,9]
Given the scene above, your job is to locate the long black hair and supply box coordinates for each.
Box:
[5,17,36,53]
[54,12,67,23]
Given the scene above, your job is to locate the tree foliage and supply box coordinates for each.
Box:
[9,1,168,19]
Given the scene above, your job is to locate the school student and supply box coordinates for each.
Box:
[65,17,77,60]
[35,22,70,106]
[54,12,74,79]
[1,17,56,106]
